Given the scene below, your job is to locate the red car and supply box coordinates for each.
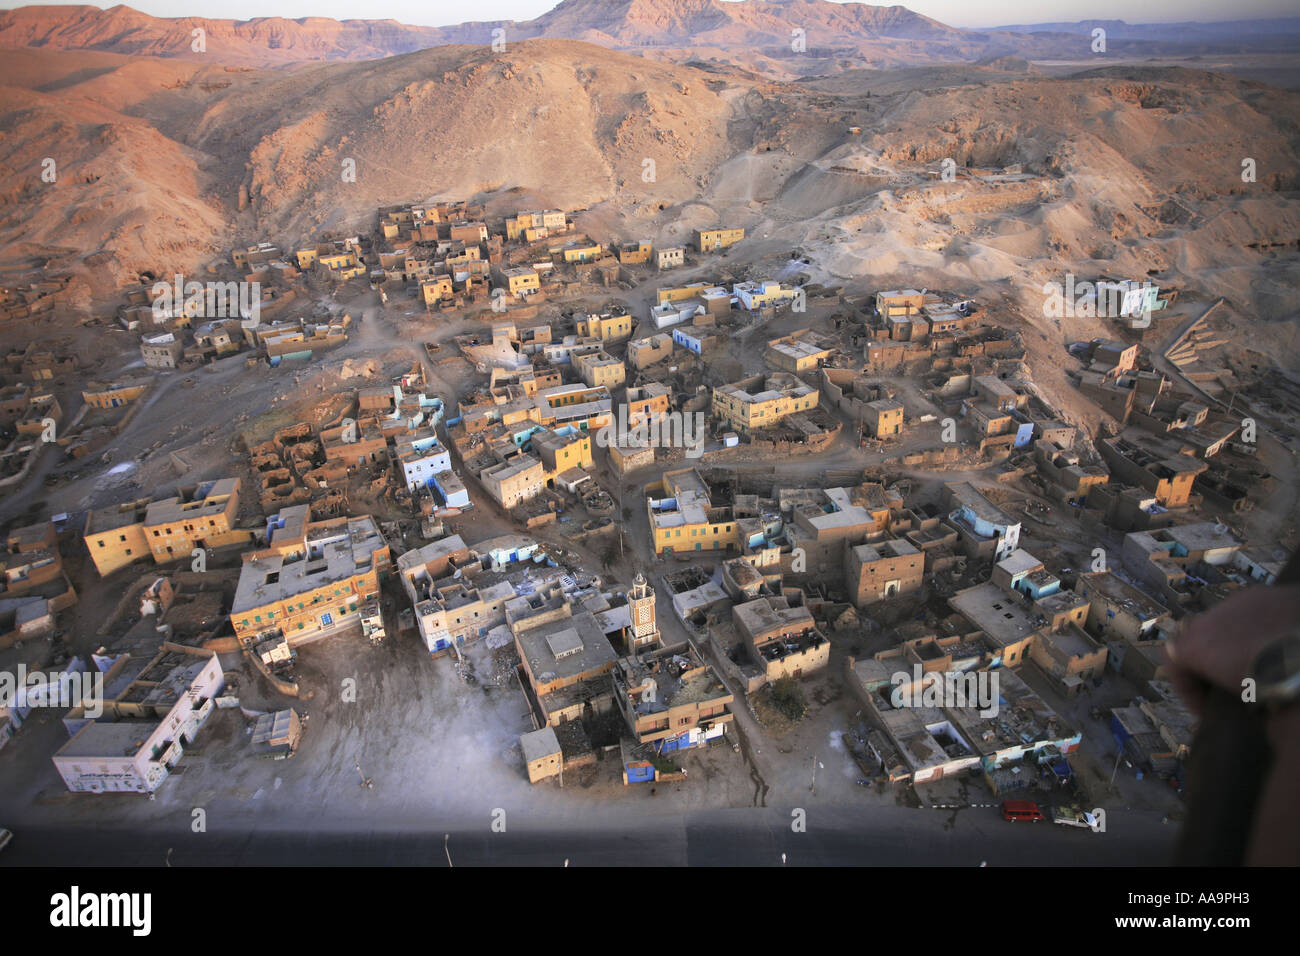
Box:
[1000,800,1044,822]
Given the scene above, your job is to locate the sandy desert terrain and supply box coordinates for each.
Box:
[2,18,1296,400]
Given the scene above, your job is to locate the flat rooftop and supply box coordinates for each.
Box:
[483,455,543,482]
[997,549,1043,577]
[517,610,617,684]
[144,478,239,527]
[949,583,1043,648]
[733,596,814,638]
[947,482,1015,528]
[233,516,385,613]
[1041,626,1101,659]
[55,719,161,759]
[852,538,919,563]
[396,534,469,572]
[520,725,561,763]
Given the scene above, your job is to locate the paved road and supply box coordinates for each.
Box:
[1,806,1176,867]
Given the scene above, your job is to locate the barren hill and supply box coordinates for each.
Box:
[0,4,483,64]
[12,1,1288,75]
[1,37,1297,385]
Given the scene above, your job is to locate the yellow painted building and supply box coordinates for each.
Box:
[572,350,626,390]
[141,478,243,564]
[82,380,149,409]
[562,241,603,263]
[83,500,151,577]
[711,375,819,434]
[616,241,653,265]
[505,216,530,241]
[318,250,362,278]
[694,228,744,252]
[502,268,541,297]
[876,290,926,317]
[508,210,566,240]
[576,312,633,342]
[531,427,594,474]
[231,510,390,647]
[83,479,245,577]
[657,283,709,305]
[626,383,671,426]
[421,277,454,306]
[865,399,905,438]
[532,384,614,433]
[646,469,738,556]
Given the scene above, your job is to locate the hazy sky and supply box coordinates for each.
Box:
[2,0,1295,31]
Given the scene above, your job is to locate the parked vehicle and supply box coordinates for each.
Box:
[1052,805,1099,829]
[1000,800,1044,822]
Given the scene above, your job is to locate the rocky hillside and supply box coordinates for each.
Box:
[1,35,1297,368]
[0,0,1190,70]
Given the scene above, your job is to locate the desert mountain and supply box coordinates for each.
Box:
[8,1,1296,74]
[0,1,984,69]
[2,32,1297,359]
[0,4,475,63]
[523,0,964,45]
[986,18,1300,48]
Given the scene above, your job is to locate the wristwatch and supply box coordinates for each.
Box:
[1251,627,1300,708]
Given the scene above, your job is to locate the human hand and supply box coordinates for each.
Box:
[1166,584,1300,715]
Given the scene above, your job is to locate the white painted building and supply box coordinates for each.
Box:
[51,652,224,794]
[394,429,452,490]
[651,301,704,329]
[433,470,471,509]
